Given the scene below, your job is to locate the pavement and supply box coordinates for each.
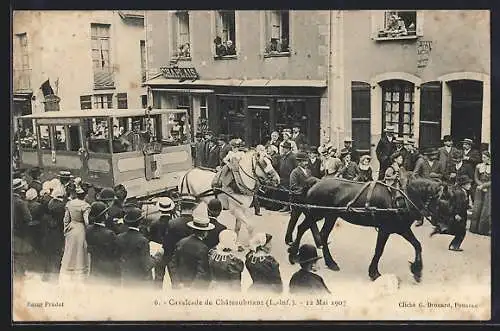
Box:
[13,207,491,321]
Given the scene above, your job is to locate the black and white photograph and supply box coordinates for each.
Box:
[11,9,491,321]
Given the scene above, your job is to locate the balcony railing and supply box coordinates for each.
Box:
[13,68,32,92]
[93,68,115,89]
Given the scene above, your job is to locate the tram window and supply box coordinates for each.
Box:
[68,125,81,152]
[54,125,67,151]
[83,118,111,153]
[39,125,51,150]
[17,124,38,150]
[160,112,191,146]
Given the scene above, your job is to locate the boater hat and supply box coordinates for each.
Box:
[462,138,474,145]
[187,218,215,231]
[180,195,198,208]
[157,197,175,212]
[384,125,396,133]
[58,170,73,179]
[297,244,323,264]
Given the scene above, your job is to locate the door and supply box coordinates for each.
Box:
[248,106,270,146]
[419,81,442,149]
[450,80,483,148]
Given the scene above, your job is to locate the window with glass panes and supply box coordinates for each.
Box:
[94,94,113,109]
[80,95,92,109]
[381,80,414,137]
[117,93,128,109]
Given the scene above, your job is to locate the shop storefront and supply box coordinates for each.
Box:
[146,67,326,147]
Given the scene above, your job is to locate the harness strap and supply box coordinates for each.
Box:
[346,181,372,210]
[365,180,378,209]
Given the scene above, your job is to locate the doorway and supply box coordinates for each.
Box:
[450,80,483,148]
[248,106,270,146]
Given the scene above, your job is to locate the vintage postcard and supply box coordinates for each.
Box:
[12,9,491,321]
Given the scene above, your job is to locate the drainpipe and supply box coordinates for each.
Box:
[327,10,334,145]
[144,10,153,108]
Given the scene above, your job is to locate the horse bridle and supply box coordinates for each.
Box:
[410,183,448,223]
[238,152,275,188]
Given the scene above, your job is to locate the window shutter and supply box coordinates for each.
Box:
[416,11,424,36]
[351,82,371,153]
[419,81,442,149]
[371,11,385,39]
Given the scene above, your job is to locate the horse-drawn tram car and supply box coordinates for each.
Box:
[17,108,193,199]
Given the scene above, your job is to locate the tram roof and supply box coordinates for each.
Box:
[20,108,187,119]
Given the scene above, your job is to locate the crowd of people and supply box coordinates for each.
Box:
[12,166,331,294]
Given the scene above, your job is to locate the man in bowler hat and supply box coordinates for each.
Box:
[289,244,331,295]
[376,125,396,180]
[116,207,155,287]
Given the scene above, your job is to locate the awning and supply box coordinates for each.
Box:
[150,88,215,94]
[145,77,327,88]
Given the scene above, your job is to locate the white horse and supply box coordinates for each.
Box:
[177,148,280,245]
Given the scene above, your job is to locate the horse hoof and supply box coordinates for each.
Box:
[326,263,340,271]
[413,273,422,283]
[369,271,381,281]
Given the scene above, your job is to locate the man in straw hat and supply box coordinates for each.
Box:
[170,217,215,290]
[461,138,481,170]
[116,207,155,286]
[163,195,198,282]
[403,137,418,171]
[13,178,33,278]
[343,136,360,164]
[376,125,397,180]
[289,244,331,295]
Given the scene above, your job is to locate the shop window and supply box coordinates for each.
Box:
[276,98,308,137]
[351,81,371,153]
[264,10,290,56]
[39,125,51,150]
[219,98,246,140]
[94,94,113,109]
[172,11,191,59]
[372,10,423,40]
[54,125,67,151]
[214,11,237,58]
[117,93,128,109]
[381,80,415,138]
[80,95,92,110]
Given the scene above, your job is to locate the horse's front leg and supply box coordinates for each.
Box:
[232,207,254,244]
[368,229,390,281]
[287,214,318,264]
[320,215,340,271]
[399,228,423,282]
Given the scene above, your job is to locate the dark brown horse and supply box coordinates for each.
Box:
[287,177,465,282]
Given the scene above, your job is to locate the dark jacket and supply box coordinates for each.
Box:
[13,193,33,254]
[438,146,459,177]
[462,148,482,169]
[289,167,318,199]
[206,143,221,169]
[163,214,193,261]
[86,223,121,279]
[107,201,129,235]
[208,249,244,291]
[266,139,281,150]
[219,143,232,166]
[346,147,361,164]
[116,228,154,284]
[245,251,283,294]
[292,133,308,150]
[170,234,211,289]
[203,139,217,167]
[446,161,475,185]
[308,158,322,178]
[203,217,227,250]
[279,152,298,187]
[413,157,444,180]
[289,269,331,295]
[356,167,373,182]
[148,214,172,245]
[195,139,205,167]
[376,135,396,169]
[338,161,360,180]
[404,150,419,171]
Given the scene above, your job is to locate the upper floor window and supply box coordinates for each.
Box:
[265,11,290,55]
[172,11,191,59]
[80,95,92,110]
[16,33,30,69]
[94,94,113,109]
[381,80,415,138]
[372,10,423,41]
[214,10,237,58]
[117,93,128,109]
[91,23,114,89]
[140,40,147,82]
